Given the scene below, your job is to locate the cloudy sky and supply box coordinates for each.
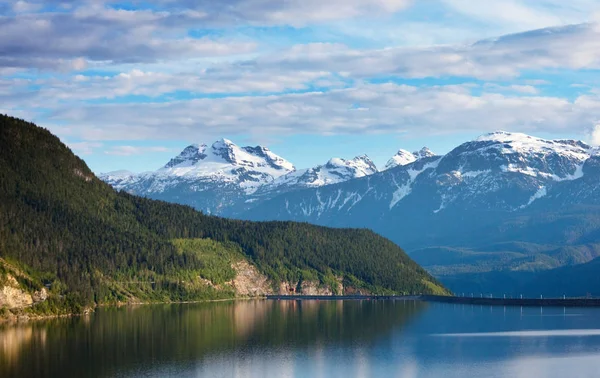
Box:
[3,0,600,173]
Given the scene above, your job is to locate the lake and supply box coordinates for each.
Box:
[2,300,600,377]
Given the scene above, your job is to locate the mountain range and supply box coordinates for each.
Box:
[0,115,447,317]
[102,131,600,297]
[101,139,421,215]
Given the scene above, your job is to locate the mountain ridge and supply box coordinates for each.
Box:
[102,131,598,216]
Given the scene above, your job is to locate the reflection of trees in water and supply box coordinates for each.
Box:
[249,300,426,347]
[0,300,426,378]
[0,326,45,369]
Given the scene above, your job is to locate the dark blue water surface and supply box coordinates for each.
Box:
[2,300,600,377]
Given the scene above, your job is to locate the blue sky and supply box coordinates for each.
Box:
[2,0,600,173]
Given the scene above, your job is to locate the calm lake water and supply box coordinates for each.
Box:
[3,300,600,377]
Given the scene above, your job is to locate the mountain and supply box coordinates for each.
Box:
[384,147,435,170]
[238,131,600,295]
[0,114,447,317]
[101,144,379,216]
[242,131,598,235]
[250,155,378,202]
[101,138,295,215]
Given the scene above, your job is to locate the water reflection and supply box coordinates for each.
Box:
[0,300,424,378]
[3,301,600,377]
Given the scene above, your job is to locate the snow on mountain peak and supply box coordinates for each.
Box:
[162,139,294,174]
[261,155,378,193]
[241,145,296,172]
[473,131,591,157]
[384,147,436,170]
[326,155,378,176]
[163,144,208,168]
[133,139,296,197]
[439,131,593,184]
[385,150,415,170]
[414,147,435,159]
[476,130,529,143]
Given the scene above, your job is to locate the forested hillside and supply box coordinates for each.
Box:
[0,115,447,316]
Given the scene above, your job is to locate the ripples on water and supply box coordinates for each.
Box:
[2,300,600,377]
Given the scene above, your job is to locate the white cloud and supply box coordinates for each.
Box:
[41,83,600,142]
[20,68,332,103]
[442,0,562,30]
[3,2,600,154]
[510,85,539,94]
[591,124,600,145]
[103,146,174,156]
[442,0,598,31]
[256,23,600,80]
[12,0,42,13]
[67,141,103,155]
[161,0,412,26]
[0,6,256,70]
[484,84,539,94]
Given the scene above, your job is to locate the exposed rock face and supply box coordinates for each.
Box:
[278,282,297,295]
[231,260,273,297]
[0,275,33,309]
[277,280,340,295]
[215,259,344,297]
[300,281,334,295]
[32,288,48,304]
[73,168,93,182]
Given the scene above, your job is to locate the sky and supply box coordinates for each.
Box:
[3,0,600,173]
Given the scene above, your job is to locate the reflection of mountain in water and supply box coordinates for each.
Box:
[0,300,425,378]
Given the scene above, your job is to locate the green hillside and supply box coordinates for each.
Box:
[0,115,448,316]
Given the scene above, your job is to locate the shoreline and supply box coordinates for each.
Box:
[0,295,266,324]
[421,295,600,308]
[5,294,600,323]
[268,294,600,308]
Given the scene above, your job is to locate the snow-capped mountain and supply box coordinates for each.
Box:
[240,132,600,269]
[244,131,597,220]
[428,131,594,212]
[384,147,435,170]
[101,139,381,215]
[253,155,378,198]
[101,138,295,214]
[155,138,295,193]
[102,131,600,219]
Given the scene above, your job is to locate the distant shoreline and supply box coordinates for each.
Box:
[422,295,600,308]
[267,295,600,308]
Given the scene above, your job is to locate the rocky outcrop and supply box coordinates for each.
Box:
[231,260,272,297]
[278,282,295,295]
[0,275,33,309]
[207,259,343,297]
[32,288,48,304]
[277,279,342,295]
[299,281,334,295]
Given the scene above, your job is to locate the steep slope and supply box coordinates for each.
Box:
[0,115,447,316]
